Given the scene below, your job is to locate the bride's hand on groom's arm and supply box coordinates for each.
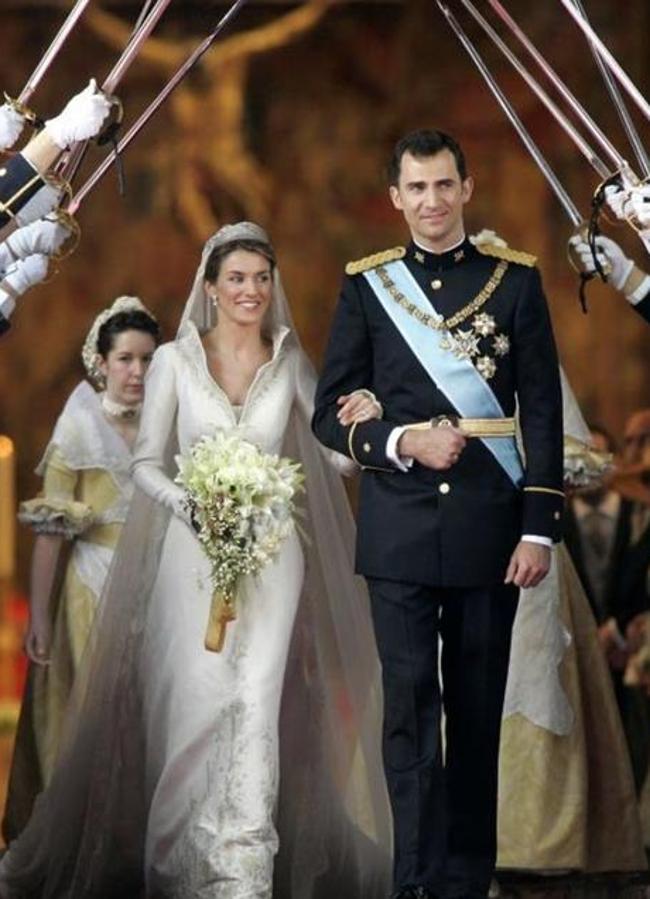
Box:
[336,390,383,426]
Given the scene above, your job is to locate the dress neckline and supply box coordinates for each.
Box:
[184,321,291,421]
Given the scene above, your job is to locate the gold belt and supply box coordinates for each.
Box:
[405,415,516,438]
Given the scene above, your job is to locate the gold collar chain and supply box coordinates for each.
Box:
[375,259,508,332]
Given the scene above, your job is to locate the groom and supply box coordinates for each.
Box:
[312,129,563,899]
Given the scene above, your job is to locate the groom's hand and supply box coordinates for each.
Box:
[398,426,466,470]
[505,540,551,588]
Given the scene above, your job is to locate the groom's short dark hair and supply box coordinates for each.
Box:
[387,129,468,185]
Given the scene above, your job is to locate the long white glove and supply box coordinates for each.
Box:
[44,79,111,150]
[568,233,650,305]
[14,183,63,228]
[0,102,25,151]
[0,218,70,272]
[568,234,634,289]
[0,254,48,319]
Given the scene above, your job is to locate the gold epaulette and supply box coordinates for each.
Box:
[345,246,406,276]
[476,242,537,267]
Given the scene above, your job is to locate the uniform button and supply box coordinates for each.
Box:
[0,168,6,177]
[553,511,561,520]
[363,442,371,453]
[439,482,450,495]
[431,278,443,290]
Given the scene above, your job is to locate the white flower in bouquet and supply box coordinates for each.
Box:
[175,431,304,651]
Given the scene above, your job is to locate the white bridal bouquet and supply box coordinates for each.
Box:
[176,431,304,652]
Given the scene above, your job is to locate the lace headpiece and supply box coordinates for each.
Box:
[81,295,156,387]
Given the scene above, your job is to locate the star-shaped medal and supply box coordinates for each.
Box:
[449,328,480,360]
[472,312,497,337]
[476,355,497,380]
[493,333,510,357]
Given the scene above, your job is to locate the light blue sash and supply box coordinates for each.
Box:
[364,260,523,486]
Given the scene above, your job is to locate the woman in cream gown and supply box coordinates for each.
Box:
[497,383,646,875]
[0,223,391,899]
[2,297,159,843]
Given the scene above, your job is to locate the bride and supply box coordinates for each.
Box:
[0,222,392,898]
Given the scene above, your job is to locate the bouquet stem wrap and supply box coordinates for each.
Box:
[205,590,237,652]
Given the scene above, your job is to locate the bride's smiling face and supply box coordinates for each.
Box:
[206,249,273,327]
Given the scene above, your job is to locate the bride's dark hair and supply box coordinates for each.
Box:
[203,238,276,283]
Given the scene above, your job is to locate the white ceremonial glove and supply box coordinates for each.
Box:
[568,233,634,290]
[14,182,63,228]
[44,79,111,150]
[0,254,48,318]
[605,182,650,228]
[0,218,70,271]
[0,102,25,150]
[604,183,627,221]
[625,184,650,228]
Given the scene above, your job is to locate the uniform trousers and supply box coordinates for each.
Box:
[366,578,518,899]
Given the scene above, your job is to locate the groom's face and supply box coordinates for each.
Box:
[389,149,473,252]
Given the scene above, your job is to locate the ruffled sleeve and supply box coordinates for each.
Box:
[19,449,94,539]
[563,435,612,490]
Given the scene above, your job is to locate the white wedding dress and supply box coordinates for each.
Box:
[134,322,325,896]
[0,303,391,899]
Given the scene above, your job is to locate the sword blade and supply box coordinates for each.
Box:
[485,0,635,180]
[458,0,611,180]
[58,0,166,185]
[560,0,650,121]
[19,0,93,104]
[570,0,650,178]
[68,0,249,215]
[102,0,174,95]
[435,1,583,227]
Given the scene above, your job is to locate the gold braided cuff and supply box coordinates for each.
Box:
[523,486,565,498]
[347,420,362,466]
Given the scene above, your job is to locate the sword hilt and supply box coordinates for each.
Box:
[95,93,123,147]
[2,93,44,132]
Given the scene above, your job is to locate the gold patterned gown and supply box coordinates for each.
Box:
[2,382,133,841]
[497,545,645,872]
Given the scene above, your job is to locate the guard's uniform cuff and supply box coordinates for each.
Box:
[0,154,46,227]
[347,419,396,471]
[522,486,564,542]
[626,273,650,305]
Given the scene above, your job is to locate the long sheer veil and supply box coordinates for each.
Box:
[0,224,391,897]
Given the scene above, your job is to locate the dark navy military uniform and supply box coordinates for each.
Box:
[0,154,47,336]
[631,289,650,323]
[313,236,564,899]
